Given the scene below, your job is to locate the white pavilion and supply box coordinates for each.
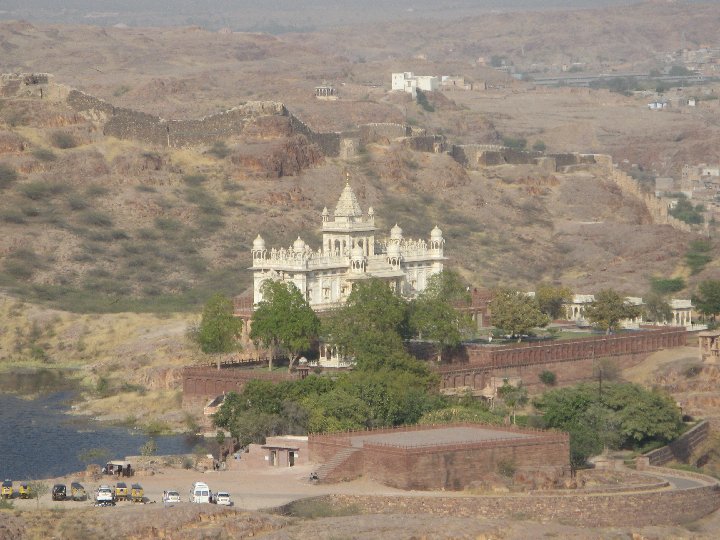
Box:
[250,182,446,313]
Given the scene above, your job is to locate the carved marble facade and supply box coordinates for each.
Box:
[251,182,446,312]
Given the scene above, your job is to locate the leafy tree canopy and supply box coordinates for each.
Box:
[643,292,673,323]
[693,280,720,318]
[195,293,241,355]
[490,288,550,340]
[250,280,320,370]
[410,270,473,360]
[324,279,409,370]
[584,289,641,334]
[650,277,685,295]
[535,283,573,320]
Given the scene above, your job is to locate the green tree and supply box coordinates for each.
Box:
[584,289,641,334]
[410,270,472,362]
[0,163,18,189]
[693,280,720,320]
[535,283,572,320]
[194,293,242,369]
[140,438,157,457]
[497,383,528,424]
[490,289,550,340]
[643,293,672,323]
[250,281,320,371]
[650,277,685,295]
[324,279,409,370]
[28,480,49,510]
[686,239,712,275]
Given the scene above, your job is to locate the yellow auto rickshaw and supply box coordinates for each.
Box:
[130,483,144,503]
[18,483,30,499]
[114,482,128,501]
[1,480,13,499]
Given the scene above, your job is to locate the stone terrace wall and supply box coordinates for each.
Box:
[291,481,720,527]
[309,423,568,489]
[359,123,410,146]
[645,420,710,466]
[363,433,569,490]
[182,366,296,408]
[438,327,687,392]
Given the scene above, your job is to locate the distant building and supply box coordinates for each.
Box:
[314,84,337,100]
[391,72,439,97]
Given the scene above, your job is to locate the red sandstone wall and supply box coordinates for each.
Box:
[298,482,720,527]
[182,366,297,407]
[363,436,569,490]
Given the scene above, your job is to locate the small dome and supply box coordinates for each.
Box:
[368,206,375,216]
[390,223,403,240]
[351,244,364,258]
[252,234,266,251]
[293,236,306,252]
[387,242,401,257]
[322,207,329,216]
[431,225,443,240]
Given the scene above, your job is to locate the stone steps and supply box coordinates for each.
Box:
[315,447,360,482]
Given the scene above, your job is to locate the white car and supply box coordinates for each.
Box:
[163,490,181,504]
[95,485,114,505]
[214,492,232,506]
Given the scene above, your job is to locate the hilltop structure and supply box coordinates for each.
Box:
[250,181,446,311]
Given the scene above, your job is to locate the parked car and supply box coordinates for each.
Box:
[190,482,211,504]
[51,484,67,501]
[70,482,86,501]
[130,483,144,503]
[95,485,114,505]
[1,480,12,499]
[114,482,129,501]
[163,490,181,504]
[214,491,232,506]
[18,483,30,499]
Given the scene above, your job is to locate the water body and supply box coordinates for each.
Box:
[0,372,199,480]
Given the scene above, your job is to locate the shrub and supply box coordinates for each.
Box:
[135,184,156,193]
[208,141,230,159]
[113,85,130,97]
[32,148,57,162]
[80,211,113,228]
[67,195,89,211]
[0,209,26,224]
[650,277,685,294]
[3,259,34,280]
[155,217,183,232]
[50,131,77,149]
[19,181,64,200]
[20,205,41,217]
[222,180,243,192]
[183,174,207,186]
[0,163,18,189]
[416,89,435,112]
[496,459,516,478]
[532,140,546,152]
[502,136,527,150]
[85,185,109,197]
[539,370,557,386]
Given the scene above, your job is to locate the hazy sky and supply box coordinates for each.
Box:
[0,1,642,31]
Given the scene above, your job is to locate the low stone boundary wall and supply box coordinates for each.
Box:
[645,420,710,466]
[277,480,720,527]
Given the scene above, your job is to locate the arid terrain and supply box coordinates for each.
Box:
[4,2,720,537]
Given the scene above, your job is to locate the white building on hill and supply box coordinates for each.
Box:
[250,182,446,312]
[391,72,440,97]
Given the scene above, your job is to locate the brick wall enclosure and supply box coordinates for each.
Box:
[438,327,686,392]
[283,482,720,527]
[182,366,297,408]
[309,423,569,490]
[645,420,710,466]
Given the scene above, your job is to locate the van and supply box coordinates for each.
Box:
[190,482,211,504]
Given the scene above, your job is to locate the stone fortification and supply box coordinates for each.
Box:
[450,144,596,171]
[608,164,694,233]
[359,123,411,146]
[437,327,687,392]
[644,419,710,466]
[309,423,569,490]
[285,476,720,527]
[181,366,297,408]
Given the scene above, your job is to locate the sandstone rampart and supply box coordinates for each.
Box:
[283,480,720,526]
[645,420,710,466]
